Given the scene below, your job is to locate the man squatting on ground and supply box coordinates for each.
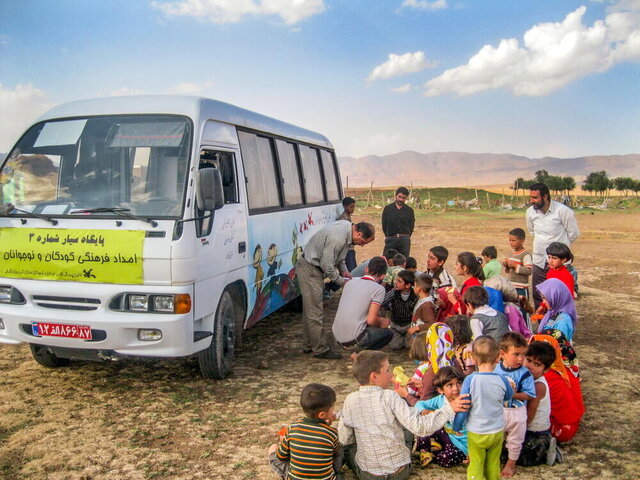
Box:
[295,220,375,359]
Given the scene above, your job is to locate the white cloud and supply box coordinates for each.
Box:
[0,84,54,152]
[367,51,437,82]
[401,0,447,11]
[392,83,413,93]
[424,5,640,96]
[167,81,214,94]
[152,0,325,25]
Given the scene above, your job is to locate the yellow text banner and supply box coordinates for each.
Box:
[0,228,145,284]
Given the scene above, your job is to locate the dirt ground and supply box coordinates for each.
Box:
[1,209,639,480]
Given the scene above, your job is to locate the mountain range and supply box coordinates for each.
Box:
[337,152,640,187]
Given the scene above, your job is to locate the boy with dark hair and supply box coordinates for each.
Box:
[453,336,514,480]
[332,257,393,351]
[408,273,436,336]
[481,246,501,280]
[463,286,510,343]
[405,256,418,272]
[518,341,558,467]
[381,269,418,350]
[495,332,536,477]
[350,248,398,278]
[383,253,407,289]
[339,351,470,479]
[339,197,357,271]
[269,383,341,480]
[503,228,533,300]
[426,245,457,292]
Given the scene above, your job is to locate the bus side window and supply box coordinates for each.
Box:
[198,150,238,204]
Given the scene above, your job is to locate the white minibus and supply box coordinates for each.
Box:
[0,96,343,378]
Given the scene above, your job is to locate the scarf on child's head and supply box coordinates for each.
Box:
[536,278,577,333]
[529,334,571,386]
[426,322,454,373]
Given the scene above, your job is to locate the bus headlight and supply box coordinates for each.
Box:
[0,287,12,303]
[110,293,191,314]
[138,329,163,341]
[153,295,174,312]
[128,295,149,312]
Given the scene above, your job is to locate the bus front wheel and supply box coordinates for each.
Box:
[199,290,236,379]
[30,344,70,368]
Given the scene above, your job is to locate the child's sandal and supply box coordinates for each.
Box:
[419,451,434,467]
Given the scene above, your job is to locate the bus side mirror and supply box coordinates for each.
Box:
[196,168,224,211]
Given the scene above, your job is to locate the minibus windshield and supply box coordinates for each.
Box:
[0,115,192,219]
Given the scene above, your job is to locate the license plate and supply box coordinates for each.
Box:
[32,322,92,340]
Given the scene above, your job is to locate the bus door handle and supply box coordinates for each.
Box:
[238,241,246,254]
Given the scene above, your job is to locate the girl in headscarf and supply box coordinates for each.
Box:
[528,334,584,443]
[403,323,460,405]
[536,278,577,341]
[536,278,579,375]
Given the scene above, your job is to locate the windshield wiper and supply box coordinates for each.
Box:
[71,207,158,227]
[2,205,59,225]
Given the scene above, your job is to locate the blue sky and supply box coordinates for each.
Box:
[1,0,639,159]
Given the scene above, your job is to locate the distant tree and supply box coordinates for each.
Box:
[613,177,634,196]
[583,170,610,197]
[562,176,576,194]
[534,170,550,184]
[631,179,640,198]
[512,177,525,196]
[546,175,565,195]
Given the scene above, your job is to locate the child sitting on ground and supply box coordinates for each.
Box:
[494,332,537,477]
[381,270,418,350]
[338,350,470,479]
[449,252,485,314]
[408,273,436,336]
[518,340,557,467]
[446,315,475,376]
[535,279,579,376]
[383,253,407,291]
[405,256,419,273]
[545,242,576,298]
[453,336,514,480]
[481,246,501,280]
[268,383,341,480]
[403,323,461,404]
[414,366,469,468]
[528,334,584,444]
[502,228,533,301]
[426,246,458,293]
[463,286,510,343]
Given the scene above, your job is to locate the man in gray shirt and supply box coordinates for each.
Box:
[332,256,393,351]
[296,220,375,359]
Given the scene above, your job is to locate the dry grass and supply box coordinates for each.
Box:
[1,210,639,479]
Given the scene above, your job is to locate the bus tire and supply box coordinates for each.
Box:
[198,290,236,379]
[29,344,70,368]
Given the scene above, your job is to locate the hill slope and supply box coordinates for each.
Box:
[338,151,640,187]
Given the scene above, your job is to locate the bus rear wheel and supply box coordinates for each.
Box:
[198,290,236,379]
[30,344,70,368]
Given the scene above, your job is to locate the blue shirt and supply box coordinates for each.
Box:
[453,372,513,434]
[415,395,468,455]
[494,362,536,408]
[545,312,574,342]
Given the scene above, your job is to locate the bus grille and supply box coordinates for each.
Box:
[32,295,101,311]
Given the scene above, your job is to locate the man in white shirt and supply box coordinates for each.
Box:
[526,183,580,308]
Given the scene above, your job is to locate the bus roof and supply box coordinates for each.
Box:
[37,95,334,149]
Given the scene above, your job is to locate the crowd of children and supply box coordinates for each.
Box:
[269,221,585,480]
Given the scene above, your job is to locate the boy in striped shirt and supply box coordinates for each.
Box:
[268,383,342,480]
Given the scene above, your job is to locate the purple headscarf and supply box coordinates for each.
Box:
[536,278,578,333]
